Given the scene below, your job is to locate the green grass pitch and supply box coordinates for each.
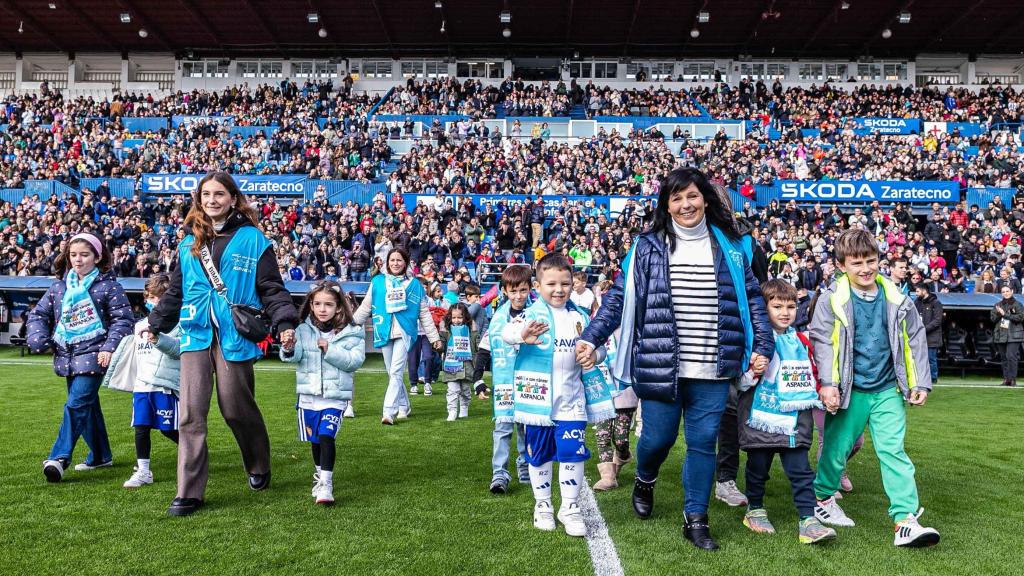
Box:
[0,349,1020,576]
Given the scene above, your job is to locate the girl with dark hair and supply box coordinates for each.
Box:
[578,167,774,550]
[352,248,442,424]
[28,232,134,483]
[281,280,365,504]
[146,171,299,517]
[438,302,477,421]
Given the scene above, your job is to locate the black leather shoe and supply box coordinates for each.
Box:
[248,471,271,491]
[632,478,655,519]
[683,513,719,551]
[167,497,203,517]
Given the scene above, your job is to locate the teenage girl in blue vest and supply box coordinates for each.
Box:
[352,248,442,425]
[27,232,134,483]
[146,171,299,517]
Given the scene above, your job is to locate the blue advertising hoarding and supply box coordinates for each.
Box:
[851,117,921,135]
[404,194,655,218]
[141,173,307,196]
[170,115,235,128]
[775,180,958,203]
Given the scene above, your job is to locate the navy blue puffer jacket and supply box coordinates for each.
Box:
[581,230,774,402]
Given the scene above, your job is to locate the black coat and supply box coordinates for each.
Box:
[914,293,944,348]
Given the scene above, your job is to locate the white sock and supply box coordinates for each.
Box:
[559,462,584,507]
[137,459,150,472]
[315,465,322,475]
[321,470,334,485]
[529,462,553,503]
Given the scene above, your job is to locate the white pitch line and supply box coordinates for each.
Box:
[578,480,625,576]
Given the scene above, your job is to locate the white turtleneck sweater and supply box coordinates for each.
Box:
[668,217,721,380]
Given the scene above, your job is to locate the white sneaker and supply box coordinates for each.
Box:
[894,508,940,547]
[557,502,587,537]
[815,496,855,527]
[533,500,556,531]
[123,468,153,488]
[424,383,433,396]
[715,480,748,507]
[311,472,321,496]
[313,480,335,505]
[74,459,113,472]
[458,406,469,419]
[42,459,66,483]
[410,383,419,395]
[397,407,411,419]
[343,405,355,418]
[446,410,457,422]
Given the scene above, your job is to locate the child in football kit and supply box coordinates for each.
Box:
[503,254,615,537]
[438,302,477,421]
[282,281,366,505]
[122,274,182,488]
[736,280,836,544]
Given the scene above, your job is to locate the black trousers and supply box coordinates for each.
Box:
[999,342,1021,381]
[744,447,816,519]
[716,386,739,482]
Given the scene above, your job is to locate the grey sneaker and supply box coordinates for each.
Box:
[489,476,509,495]
[799,516,837,544]
[715,480,748,507]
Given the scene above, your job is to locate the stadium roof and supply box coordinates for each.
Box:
[0,0,1022,59]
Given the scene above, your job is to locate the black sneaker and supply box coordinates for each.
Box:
[632,477,656,519]
[249,471,271,491]
[167,497,204,517]
[489,477,509,495]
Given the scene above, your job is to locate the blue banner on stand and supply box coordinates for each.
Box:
[171,115,235,128]
[775,180,957,203]
[142,173,307,195]
[851,117,921,135]
[403,194,657,218]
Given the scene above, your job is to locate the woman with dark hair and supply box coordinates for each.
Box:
[146,171,299,517]
[352,248,443,424]
[577,167,774,550]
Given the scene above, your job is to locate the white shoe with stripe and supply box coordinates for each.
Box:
[894,508,940,547]
[815,496,855,527]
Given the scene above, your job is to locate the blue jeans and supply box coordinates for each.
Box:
[351,270,369,282]
[636,378,730,515]
[492,421,528,482]
[406,335,433,383]
[928,347,939,382]
[49,374,112,465]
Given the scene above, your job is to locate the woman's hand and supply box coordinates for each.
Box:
[431,339,444,351]
[280,329,296,350]
[819,386,840,413]
[908,388,929,406]
[97,351,112,368]
[749,352,769,376]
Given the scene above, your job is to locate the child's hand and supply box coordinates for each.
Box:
[819,386,840,413]
[317,338,328,354]
[521,320,548,344]
[431,339,444,351]
[749,352,769,376]
[908,388,929,406]
[578,346,597,369]
[97,351,112,368]
[280,329,296,349]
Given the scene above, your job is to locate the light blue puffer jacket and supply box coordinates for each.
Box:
[280,319,366,401]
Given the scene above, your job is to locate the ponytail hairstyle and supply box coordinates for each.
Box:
[53,232,113,277]
[298,280,354,332]
[184,171,260,257]
[649,167,739,251]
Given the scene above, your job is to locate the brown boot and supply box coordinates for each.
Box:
[593,462,619,491]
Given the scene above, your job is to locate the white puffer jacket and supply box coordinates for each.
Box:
[281,319,365,401]
[133,318,182,391]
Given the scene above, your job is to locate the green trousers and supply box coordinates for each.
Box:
[814,387,919,522]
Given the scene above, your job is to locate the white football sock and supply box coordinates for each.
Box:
[529,462,553,503]
[321,470,334,484]
[559,462,584,506]
[137,459,150,472]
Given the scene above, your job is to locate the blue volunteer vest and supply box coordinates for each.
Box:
[179,227,269,362]
[370,274,425,348]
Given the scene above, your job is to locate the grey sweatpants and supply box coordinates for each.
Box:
[177,337,270,499]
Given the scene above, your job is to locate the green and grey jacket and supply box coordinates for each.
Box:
[808,274,932,409]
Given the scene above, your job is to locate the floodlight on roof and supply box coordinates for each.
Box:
[307,13,319,23]
[120,13,131,23]
[697,11,710,23]
[500,10,511,23]
[899,11,911,24]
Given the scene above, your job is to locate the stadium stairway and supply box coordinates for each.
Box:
[569,104,588,120]
[494,102,507,118]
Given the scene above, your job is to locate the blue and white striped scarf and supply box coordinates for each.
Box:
[54,268,106,347]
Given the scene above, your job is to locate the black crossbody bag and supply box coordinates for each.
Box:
[197,244,271,343]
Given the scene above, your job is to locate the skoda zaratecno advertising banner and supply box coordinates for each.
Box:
[851,117,921,135]
[777,180,958,203]
[142,174,308,196]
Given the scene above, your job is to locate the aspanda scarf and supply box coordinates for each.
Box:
[488,302,519,424]
[443,323,473,372]
[384,274,409,313]
[513,299,615,426]
[748,327,820,436]
[54,268,106,347]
